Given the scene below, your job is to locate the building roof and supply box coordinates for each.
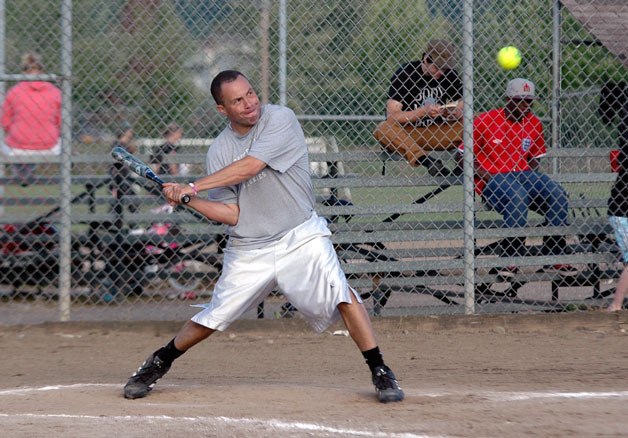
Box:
[561,0,628,68]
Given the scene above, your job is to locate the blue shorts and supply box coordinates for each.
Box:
[609,216,628,264]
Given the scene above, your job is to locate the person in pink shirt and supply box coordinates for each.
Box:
[1,51,61,185]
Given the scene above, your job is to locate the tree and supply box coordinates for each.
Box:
[72,0,204,137]
[5,0,204,139]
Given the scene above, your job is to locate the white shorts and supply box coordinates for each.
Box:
[191,214,360,333]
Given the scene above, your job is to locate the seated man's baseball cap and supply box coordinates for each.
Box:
[424,39,457,70]
[506,78,538,100]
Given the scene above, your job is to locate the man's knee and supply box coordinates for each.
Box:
[373,120,405,148]
[427,122,463,148]
[490,193,528,221]
[373,120,390,143]
[373,120,426,166]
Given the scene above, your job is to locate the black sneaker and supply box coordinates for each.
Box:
[490,266,519,278]
[425,159,452,177]
[371,365,404,403]
[452,165,464,177]
[124,352,171,399]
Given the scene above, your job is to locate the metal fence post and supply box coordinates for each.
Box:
[58,0,72,321]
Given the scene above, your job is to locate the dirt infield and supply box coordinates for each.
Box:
[1,312,627,437]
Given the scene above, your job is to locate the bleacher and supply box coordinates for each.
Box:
[0,138,621,314]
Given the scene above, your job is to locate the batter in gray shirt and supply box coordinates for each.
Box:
[205,104,316,249]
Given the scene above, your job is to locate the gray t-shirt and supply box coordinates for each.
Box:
[205,104,315,249]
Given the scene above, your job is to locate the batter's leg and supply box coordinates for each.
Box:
[338,290,404,403]
[337,289,377,350]
[173,320,215,350]
[123,321,214,399]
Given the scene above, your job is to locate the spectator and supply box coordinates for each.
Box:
[1,51,61,202]
[109,123,139,229]
[605,88,628,311]
[150,123,182,181]
[458,78,576,277]
[373,39,463,177]
[148,123,183,213]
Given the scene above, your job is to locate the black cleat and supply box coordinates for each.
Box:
[425,159,452,177]
[124,353,171,399]
[372,365,404,403]
[489,266,520,278]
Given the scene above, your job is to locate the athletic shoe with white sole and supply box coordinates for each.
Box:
[491,266,519,278]
[372,365,404,403]
[124,352,171,399]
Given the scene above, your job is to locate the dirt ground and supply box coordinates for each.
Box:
[1,312,627,437]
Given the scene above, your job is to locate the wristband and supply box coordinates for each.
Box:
[188,182,198,196]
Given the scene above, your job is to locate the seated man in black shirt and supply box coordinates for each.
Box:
[374,40,463,177]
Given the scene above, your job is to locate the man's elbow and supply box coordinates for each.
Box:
[224,204,240,226]
[225,209,241,226]
[243,157,267,177]
[224,217,238,226]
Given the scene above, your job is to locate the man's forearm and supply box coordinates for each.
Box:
[388,108,428,124]
[194,156,265,192]
[187,197,239,226]
[162,155,266,205]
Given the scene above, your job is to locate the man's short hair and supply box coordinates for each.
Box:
[424,40,456,70]
[210,70,248,105]
[163,123,181,138]
[21,51,44,72]
[115,121,133,140]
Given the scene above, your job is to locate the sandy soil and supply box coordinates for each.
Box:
[1,312,627,437]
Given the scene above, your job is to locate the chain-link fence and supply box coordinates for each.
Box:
[1,0,626,324]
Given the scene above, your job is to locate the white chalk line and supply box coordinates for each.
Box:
[2,384,628,402]
[0,384,435,438]
[1,384,627,438]
[482,390,628,401]
[415,389,628,401]
[0,383,114,396]
[0,412,430,438]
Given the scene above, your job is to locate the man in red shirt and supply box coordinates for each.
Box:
[459,78,575,277]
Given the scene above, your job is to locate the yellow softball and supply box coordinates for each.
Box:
[497,46,522,70]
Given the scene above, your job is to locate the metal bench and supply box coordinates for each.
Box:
[1,140,621,314]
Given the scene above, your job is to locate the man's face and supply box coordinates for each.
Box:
[120,129,134,144]
[168,129,183,143]
[216,75,261,135]
[421,56,448,79]
[505,97,534,121]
